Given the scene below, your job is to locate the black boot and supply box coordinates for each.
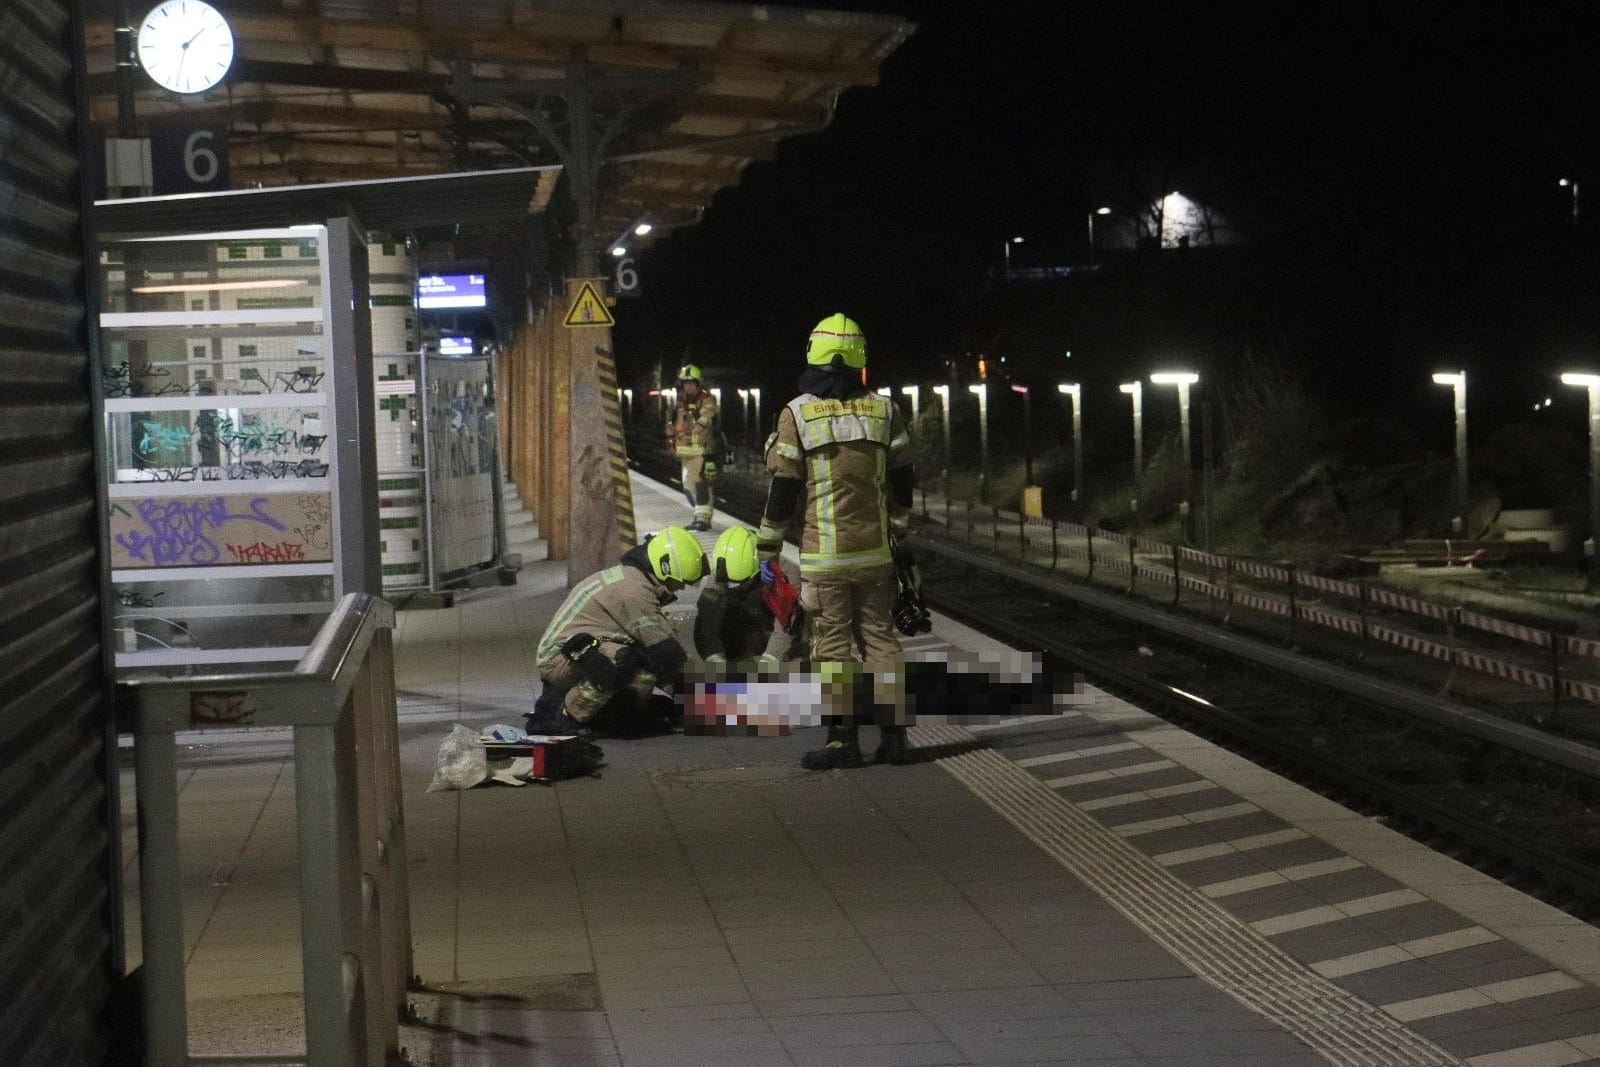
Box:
[875,725,910,765]
[802,724,864,770]
[525,688,589,737]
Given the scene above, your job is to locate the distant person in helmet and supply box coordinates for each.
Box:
[668,364,720,531]
[525,526,705,736]
[757,313,916,768]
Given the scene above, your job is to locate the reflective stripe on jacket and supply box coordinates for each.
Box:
[536,564,677,665]
[760,393,911,571]
[672,393,719,456]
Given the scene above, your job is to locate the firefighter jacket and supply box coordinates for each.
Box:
[536,555,680,668]
[693,581,799,666]
[671,391,720,457]
[759,393,912,573]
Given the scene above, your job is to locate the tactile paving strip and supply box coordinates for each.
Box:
[916,722,1463,1067]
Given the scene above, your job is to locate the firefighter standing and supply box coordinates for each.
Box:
[756,314,916,769]
[669,364,720,531]
[526,526,705,736]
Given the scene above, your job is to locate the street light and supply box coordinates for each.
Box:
[1002,235,1024,275]
[1057,383,1083,507]
[1011,384,1033,485]
[737,388,750,447]
[621,387,633,422]
[1088,206,1111,267]
[1560,178,1580,226]
[1431,371,1468,534]
[1149,371,1199,541]
[931,384,952,495]
[1562,372,1600,590]
[1120,381,1143,515]
[900,385,921,432]
[969,383,989,502]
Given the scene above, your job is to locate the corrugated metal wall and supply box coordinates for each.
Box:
[0,0,120,1064]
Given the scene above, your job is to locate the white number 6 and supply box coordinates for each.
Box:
[615,257,639,293]
[184,130,219,184]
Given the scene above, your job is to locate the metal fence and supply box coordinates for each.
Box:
[922,499,1599,725]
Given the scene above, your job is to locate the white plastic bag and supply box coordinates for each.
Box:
[428,724,488,792]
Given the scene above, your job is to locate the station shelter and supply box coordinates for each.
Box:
[0,2,911,1062]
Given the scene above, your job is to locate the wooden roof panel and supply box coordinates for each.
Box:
[82,0,912,232]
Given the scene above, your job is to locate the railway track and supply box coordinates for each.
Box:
[633,456,1600,919]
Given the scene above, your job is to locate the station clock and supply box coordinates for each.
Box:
[136,1,235,95]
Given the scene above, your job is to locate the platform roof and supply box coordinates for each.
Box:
[91,165,561,237]
[83,1,914,244]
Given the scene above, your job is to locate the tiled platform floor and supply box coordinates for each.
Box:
[112,473,1600,1066]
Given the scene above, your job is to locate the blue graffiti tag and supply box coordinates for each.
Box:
[114,497,288,565]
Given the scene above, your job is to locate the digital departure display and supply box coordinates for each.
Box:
[417,273,487,309]
[439,336,473,355]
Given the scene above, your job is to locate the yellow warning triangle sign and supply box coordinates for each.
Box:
[563,280,615,328]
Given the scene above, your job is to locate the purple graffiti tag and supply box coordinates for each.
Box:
[115,497,290,566]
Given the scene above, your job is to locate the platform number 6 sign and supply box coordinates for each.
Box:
[614,256,641,297]
[151,120,230,195]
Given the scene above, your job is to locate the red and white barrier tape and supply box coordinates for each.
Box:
[1455,610,1550,648]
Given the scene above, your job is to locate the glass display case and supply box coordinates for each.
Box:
[99,227,341,671]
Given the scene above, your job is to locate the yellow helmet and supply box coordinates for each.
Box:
[712,526,759,584]
[677,364,704,384]
[805,313,867,369]
[644,526,706,586]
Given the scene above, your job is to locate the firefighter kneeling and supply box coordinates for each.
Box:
[526,527,705,737]
[757,313,916,769]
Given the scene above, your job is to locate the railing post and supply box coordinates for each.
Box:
[1440,607,1460,697]
[1549,632,1562,727]
[296,714,363,1067]
[992,505,1001,550]
[135,725,188,1067]
[1171,543,1181,606]
[1127,538,1136,595]
[920,484,928,520]
[1357,578,1370,656]
[966,498,974,538]
[1286,563,1298,640]
[1018,511,1027,561]
[1224,557,1235,625]
[1050,519,1059,569]
[1085,524,1094,581]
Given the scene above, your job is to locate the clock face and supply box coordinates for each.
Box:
[137,1,235,94]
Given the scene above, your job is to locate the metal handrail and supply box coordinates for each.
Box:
[120,593,409,1067]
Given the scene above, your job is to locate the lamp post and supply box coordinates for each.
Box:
[1087,206,1110,267]
[1562,372,1600,590]
[1149,371,1199,542]
[1561,178,1580,226]
[1120,381,1142,516]
[969,383,989,502]
[1058,383,1083,507]
[737,388,750,448]
[620,387,632,423]
[1002,235,1024,276]
[749,387,761,440]
[932,384,951,496]
[900,385,921,435]
[1432,371,1468,534]
[1011,384,1033,484]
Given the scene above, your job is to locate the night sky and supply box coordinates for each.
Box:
[615,1,1600,456]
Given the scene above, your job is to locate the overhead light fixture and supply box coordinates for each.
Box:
[130,279,307,294]
[610,246,627,257]
[633,222,653,236]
